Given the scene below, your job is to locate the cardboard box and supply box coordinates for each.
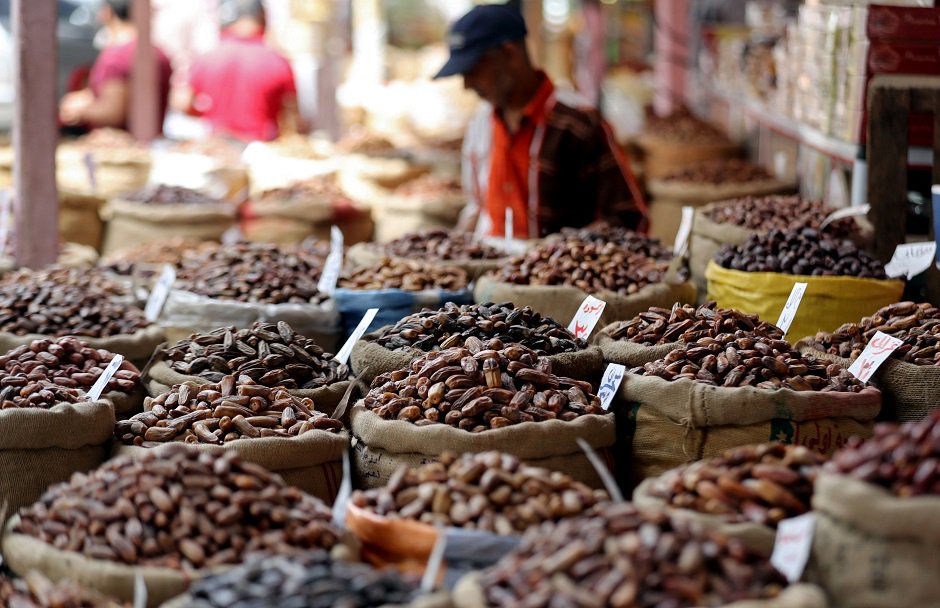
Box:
[867,41,940,76]
[867,5,940,41]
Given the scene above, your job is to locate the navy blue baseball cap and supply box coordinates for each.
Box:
[433,4,527,79]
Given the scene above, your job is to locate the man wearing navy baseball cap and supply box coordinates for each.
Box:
[437,4,647,239]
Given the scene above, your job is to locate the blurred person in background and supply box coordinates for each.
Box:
[59,0,173,132]
[180,0,304,142]
[437,4,646,239]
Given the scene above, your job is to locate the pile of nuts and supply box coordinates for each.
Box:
[0,337,140,394]
[175,242,328,304]
[605,302,783,345]
[715,229,887,278]
[556,226,673,260]
[100,238,219,277]
[162,322,347,387]
[0,571,127,608]
[370,301,585,354]
[123,184,224,206]
[256,177,353,205]
[115,376,342,445]
[351,451,608,534]
[183,551,418,608]
[661,159,772,185]
[479,502,787,607]
[394,174,462,197]
[0,379,86,409]
[633,334,866,392]
[828,410,940,497]
[806,301,940,366]
[0,267,149,337]
[704,195,858,238]
[643,112,732,146]
[338,257,468,292]
[493,236,671,296]
[364,342,603,432]
[648,443,826,527]
[15,444,342,568]
[371,229,504,261]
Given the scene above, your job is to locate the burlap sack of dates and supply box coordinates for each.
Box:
[595,323,680,368]
[100,198,237,257]
[796,344,939,423]
[616,375,880,483]
[0,324,166,371]
[473,275,697,334]
[0,400,114,514]
[58,190,106,251]
[808,472,940,608]
[350,335,605,389]
[346,242,509,282]
[349,403,615,490]
[143,358,351,417]
[3,516,201,608]
[114,430,347,504]
[631,476,776,555]
[452,573,828,608]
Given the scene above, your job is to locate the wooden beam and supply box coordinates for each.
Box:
[866,82,910,262]
[11,0,58,268]
[130,0,159,142]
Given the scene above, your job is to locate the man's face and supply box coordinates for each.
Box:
[462,46,514,108]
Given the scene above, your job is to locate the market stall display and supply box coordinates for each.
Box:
[707,229,904,341]
[800,301,939,422]
[346,229,508,279]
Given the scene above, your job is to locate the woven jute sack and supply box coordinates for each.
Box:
[808,472,940,608]
[350,336,605,390]
[350,403,615,490]
[796,344,940,423]
[0,399,114,514]
[100,198,237,257]
[143,357,351,418]
[0,324,165,371]
[616,374,881,484]
[595,323,682,368]
[473,274,697,333]
[632,476,776,555]
[3,516,201,608]
[452,572,828,608]
[114,429,348,505]
[346,242,509,282]
[59,190,106,251]
[56,147,152,199]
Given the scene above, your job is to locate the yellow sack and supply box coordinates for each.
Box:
[705,260,904,341]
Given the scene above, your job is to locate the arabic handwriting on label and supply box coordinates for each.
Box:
[144,265,176,322]
[775,282,808,337]
[567,295,607,341]
[87,354,124,401]
[598,363,625,411]
[846,331,904,383]
[883,242,936,279]
[771,513,815,583]
[820,204,869,230]
[673,206,694,256]
[335,308,379,365]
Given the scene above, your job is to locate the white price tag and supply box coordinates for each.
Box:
[87,354,124,401]
[144,265,176,322]
[0,190,10,257]
[673,206,694,256]
[83,152,98,194]
[316,226,345,296]
[221,226,243,244]
[775,282,807,337]
[133,571,148,608]
[771,513,815,583]
[820,204,869,230]
[504,207,514,244]
[567,295,607,341]
[335,308,379,365]
[847,331,904,383]
[421,529,447,593]
[597,363,626,411]
[883,242,936,279]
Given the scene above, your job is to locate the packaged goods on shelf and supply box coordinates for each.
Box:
[350,343,614,490]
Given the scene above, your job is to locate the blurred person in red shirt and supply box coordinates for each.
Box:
[182,0,303,142]
[59,0,173,133]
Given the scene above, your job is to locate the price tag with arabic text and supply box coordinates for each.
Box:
[145,265,176,322]
[847,331,904,383]
[83,152,98,194]
[883,242,936,280]
[597,364,625,411]
[335,308,379,365]
[775,282,807,337]
[567,295,606,341]
[771,513,815,583]
[87,354,124,401]
[673,206,694,256]
[317,226,345,295]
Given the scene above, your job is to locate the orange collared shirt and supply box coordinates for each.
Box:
[486,73,555,239]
